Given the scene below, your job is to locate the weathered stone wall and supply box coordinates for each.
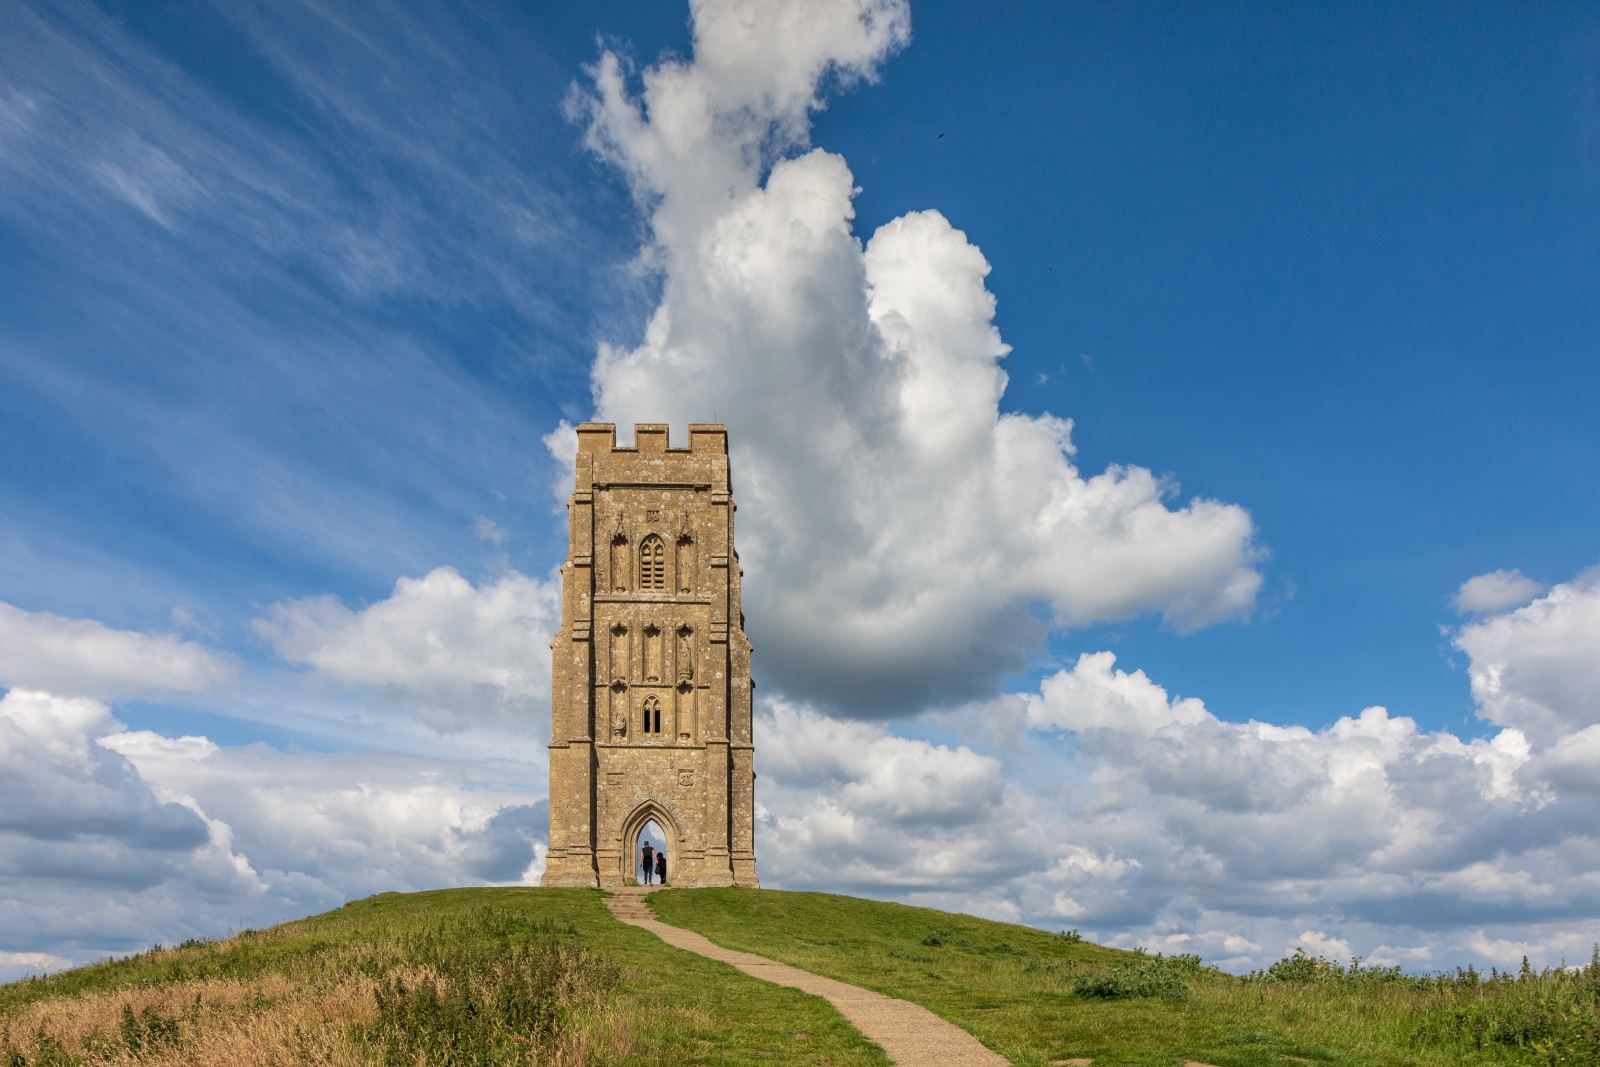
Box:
[543,422,759,888]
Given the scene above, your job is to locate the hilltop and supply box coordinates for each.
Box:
[2,887,1595,1065]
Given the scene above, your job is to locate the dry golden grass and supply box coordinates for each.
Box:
[2,970,374,1065]
[3,959,642,1066]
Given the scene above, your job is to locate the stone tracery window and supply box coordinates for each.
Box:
[641,695,662,735]
[639,534,666,590]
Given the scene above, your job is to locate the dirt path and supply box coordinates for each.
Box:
[605,887,1010,1066]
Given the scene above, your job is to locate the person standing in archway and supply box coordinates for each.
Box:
[655,847,667,886]
[640,840,655,885]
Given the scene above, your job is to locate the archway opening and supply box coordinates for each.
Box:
[637,819,666,885]
[620,800,679,888]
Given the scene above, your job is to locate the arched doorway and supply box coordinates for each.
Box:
[636,819,664,884]
[620,800,679,886]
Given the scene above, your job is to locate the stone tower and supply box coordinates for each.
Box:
[543,422,759,888]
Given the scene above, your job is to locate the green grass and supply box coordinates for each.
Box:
[0,888,888,1067]
[648,888,1600,1067]
[6,887,1596,1066]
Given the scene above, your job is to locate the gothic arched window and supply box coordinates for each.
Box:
[642,695,662,735]
[639,534,666,590]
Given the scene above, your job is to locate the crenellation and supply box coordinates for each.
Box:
[687,423,727,455]
[633,423,669,454]
[574,421,730,458]
[575,422,616,454]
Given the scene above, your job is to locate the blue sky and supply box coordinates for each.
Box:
[1,0,1598,977]
[820,0,1600,729]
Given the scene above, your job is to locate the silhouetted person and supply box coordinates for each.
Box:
[640,841,655,884]
[655,849,667,886]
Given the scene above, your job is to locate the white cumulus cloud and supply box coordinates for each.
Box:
[0,685,546,977]
[254,566,560,731]
[1454,568,1545,615]
[563,0,1263,713]
[1454,566,1600,745]
[0,601,234,700]
[104,730,546,900]
[756,699,1037,895]
[748,554,1600,972]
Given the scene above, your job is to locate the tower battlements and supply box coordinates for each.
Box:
[575,422,728,455]
[570,422,734,499]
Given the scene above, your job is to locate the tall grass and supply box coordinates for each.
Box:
[369,910,621,1065]
[0,908,629,1066]
[1242,946,1600,1062]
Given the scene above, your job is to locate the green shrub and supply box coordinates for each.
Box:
[1072,960,1189,1001]
[1161,953,1205,974]
[1251,948,1414,987]
[1407,951,1600,1062]
[119,1003,181,1055]
[2,1028,78,1067]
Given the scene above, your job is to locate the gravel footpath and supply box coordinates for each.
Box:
[605,887,1010,1066]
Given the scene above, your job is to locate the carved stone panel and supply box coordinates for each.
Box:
[677,682,696,741]
[610,530,628,593]
[676,528,695,594]
[643,624,663,682]
[609,624,628,683]
[609,681,628,739]
[676,625,694,681]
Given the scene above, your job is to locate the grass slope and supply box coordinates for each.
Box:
[0,888,886,1066]
[4,887,1595,1066]
[649,888,1600,1067]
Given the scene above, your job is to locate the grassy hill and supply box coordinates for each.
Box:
[1,887,1595,1066]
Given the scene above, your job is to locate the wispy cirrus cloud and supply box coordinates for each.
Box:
[0,1,611,315]
[0,0,627,595]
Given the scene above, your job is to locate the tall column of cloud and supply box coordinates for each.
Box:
[567,0,1262,712]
